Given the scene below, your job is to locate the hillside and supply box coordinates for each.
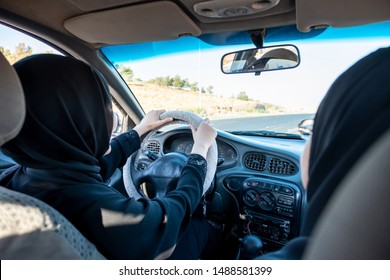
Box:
[128,82,287,118]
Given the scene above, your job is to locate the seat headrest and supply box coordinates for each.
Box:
[0,52,25,146]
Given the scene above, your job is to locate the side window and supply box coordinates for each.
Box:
[0,24,60,64]
[0,24,125,137]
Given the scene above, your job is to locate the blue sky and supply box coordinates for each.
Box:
[0,25,58,53]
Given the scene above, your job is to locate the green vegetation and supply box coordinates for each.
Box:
[147,75,201,92]
[116,65,134,84]
[0,43,32,64]
[207,85,214,94]
[237,91,250,101]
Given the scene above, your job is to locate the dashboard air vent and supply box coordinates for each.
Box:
[269,157,297,175]
[145,141,160,154]
[244,153,266,171]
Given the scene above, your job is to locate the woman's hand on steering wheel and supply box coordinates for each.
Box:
[123,110,219,199]
[190,118,217,158]
[133,110,173,136]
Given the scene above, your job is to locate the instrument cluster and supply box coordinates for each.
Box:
[163,133,238,166]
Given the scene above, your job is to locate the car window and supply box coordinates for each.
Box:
[102,22,390,136]
[0,24,61,64]
[0,23,125,136]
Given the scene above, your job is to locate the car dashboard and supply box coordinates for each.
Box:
[140,126,307,254]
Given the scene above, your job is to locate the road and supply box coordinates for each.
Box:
[211,113,315,133]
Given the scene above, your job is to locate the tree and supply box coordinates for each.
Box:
[172,75,183,88]
[207,85,214,94]
[182,78,190,88]
[189,82,198,92]
[0,43,32,64]
[0,47,12,62]
[12,43,32,64]
[146,75,212,94]
[164,76,172,87]
[117,65,134,84]
[237,91,249,101]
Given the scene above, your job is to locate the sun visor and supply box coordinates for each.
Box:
[296,0,390,32]
[64,1,201,44]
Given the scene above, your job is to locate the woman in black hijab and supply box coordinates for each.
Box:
[257,46,390,259]
[0,54,219,259]
[302,46,390,238]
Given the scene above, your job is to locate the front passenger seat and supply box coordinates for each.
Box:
[0,51,105,259]
[304,129,390,259]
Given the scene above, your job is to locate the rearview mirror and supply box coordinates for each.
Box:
[221,44,300,75]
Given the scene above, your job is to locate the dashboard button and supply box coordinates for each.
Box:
[247,180,259,187]
[281,186,294,195]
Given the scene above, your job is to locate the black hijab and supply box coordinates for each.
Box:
[2,54,113,184]
[256,46,390,260]
[302,46,390,236]
[1,55,208,260]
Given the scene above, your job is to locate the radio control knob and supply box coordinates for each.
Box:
[259,192,276,211]
[243,189,260,207]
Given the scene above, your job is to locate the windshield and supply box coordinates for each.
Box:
[101,22,390,135]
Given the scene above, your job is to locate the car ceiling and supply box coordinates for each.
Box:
[1,0,390,49]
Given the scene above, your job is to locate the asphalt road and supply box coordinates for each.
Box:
[211,113,315,133]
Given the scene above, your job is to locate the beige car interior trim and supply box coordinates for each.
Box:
[66,0,142,12]
[296,0,390,32]
[0,52,25,146]
[64,1,201,44]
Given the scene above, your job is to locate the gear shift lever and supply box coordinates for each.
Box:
[240,235,263,259]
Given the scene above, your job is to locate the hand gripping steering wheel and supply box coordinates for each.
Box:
[123,110,218,200]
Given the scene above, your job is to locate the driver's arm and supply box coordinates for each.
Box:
[99,110,172,182]
[99,130,141,182]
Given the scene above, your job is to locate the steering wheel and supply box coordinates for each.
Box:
[123,110,218,200]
